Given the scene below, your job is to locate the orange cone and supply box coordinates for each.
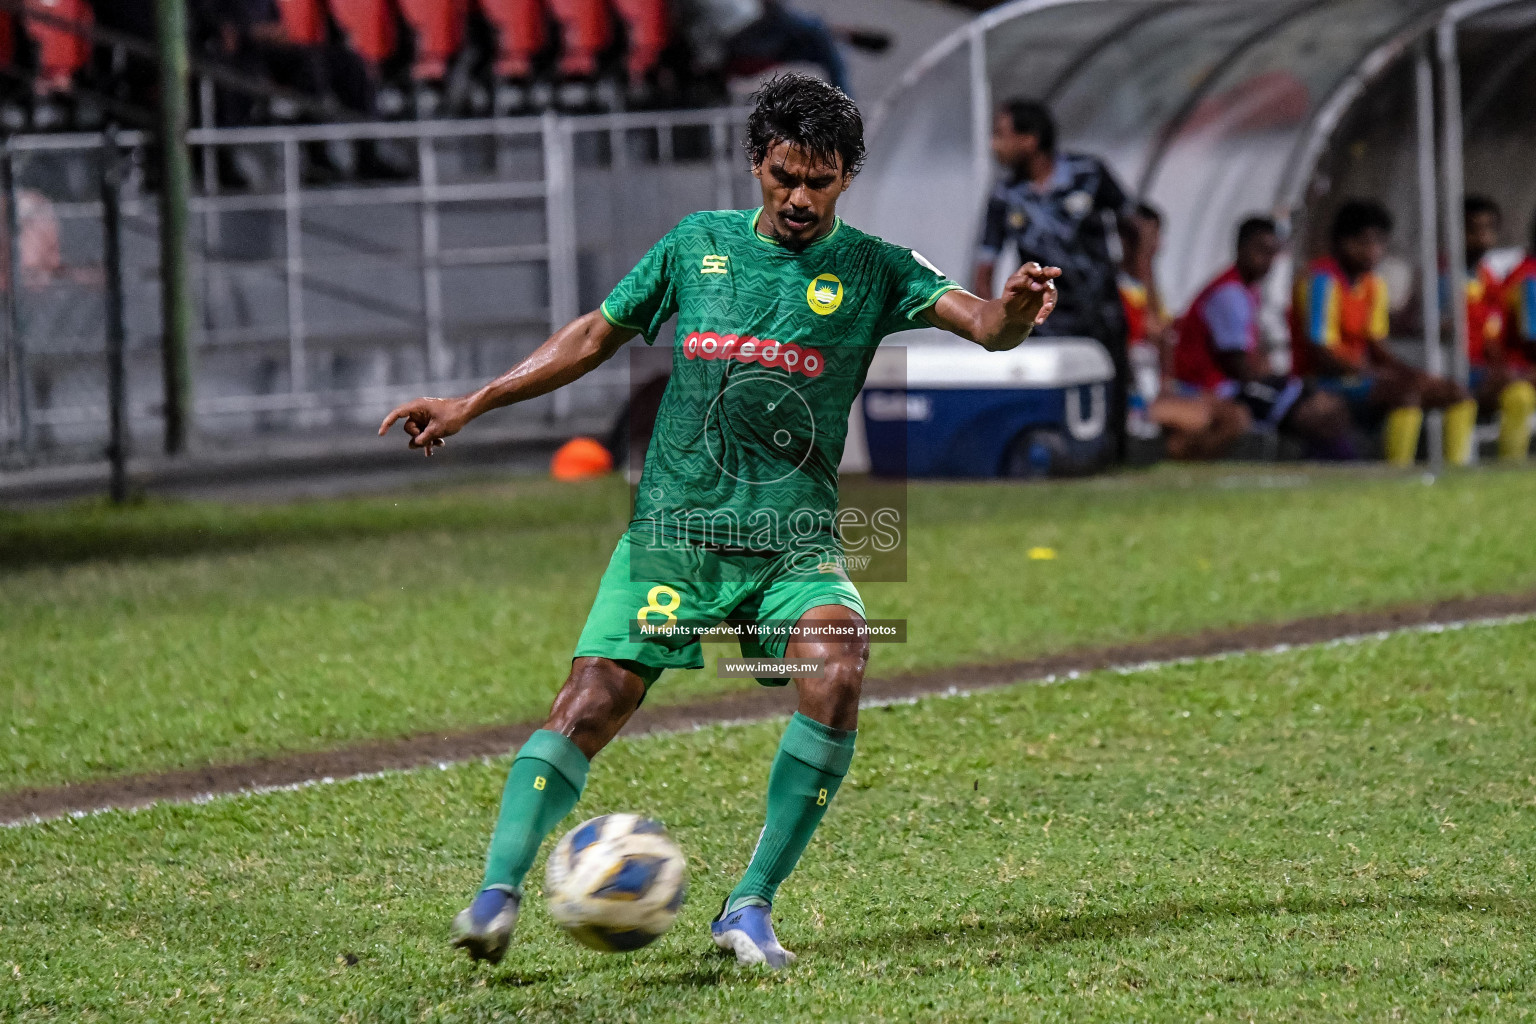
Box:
[550,437,614,480]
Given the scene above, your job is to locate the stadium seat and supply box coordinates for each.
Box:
[544,0,610,77]
[276,0,329,47]
[395,0,468,81]
[24,0,93,95]
[0,13,15,74]
[325,0,400,69]
[475,0,546,79]
[609,0,664,82]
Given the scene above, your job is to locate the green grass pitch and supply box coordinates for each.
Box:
[5,466,1536,790]
[5,465,1536,1021]
[4,617,1535,1022]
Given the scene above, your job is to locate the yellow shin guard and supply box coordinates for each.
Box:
[1384,407,1424,467]
[1442,399,1477,467]
[1499,380,1536,462]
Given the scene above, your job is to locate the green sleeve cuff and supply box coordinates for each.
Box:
[907,282,963,321]
[600,300,643,332]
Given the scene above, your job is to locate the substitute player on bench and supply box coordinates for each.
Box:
[380,74,1059,969]
[1461,196,1535,462]
[1175,217,1355,459]
[1291,200,1476,467]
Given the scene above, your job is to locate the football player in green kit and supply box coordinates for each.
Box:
[380,73,1059,968]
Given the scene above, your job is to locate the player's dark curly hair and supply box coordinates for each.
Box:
[1464,194,1501,223]
[1002,99,1057,155]
[1237,216,1277,250]
[1331,199,1393,244]
[744,73,866,178]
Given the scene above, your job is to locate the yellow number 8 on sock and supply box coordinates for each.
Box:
[637,585,682,626]
[817,788,828,806]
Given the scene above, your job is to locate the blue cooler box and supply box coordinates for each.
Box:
[861,337,1115,478]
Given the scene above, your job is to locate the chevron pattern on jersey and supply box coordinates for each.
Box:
[602,208,959,571]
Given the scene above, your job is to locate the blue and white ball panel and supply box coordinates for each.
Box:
[545,814,688,952]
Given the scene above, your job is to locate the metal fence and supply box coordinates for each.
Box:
[0,107,757,469]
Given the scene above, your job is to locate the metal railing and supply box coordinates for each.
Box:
[0,106,756,468]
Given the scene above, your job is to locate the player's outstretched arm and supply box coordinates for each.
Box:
[378,310,637,454]
[922,262,1060,351]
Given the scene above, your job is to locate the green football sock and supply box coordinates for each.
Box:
[480,729,590,895]
[727,712,857,911]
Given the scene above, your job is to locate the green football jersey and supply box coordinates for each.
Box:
[601,207,960,558]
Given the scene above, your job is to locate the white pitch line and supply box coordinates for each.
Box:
[5,609,1533,830]
[846,610,1536,710]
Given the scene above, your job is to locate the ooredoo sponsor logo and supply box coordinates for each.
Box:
[682,331,824,378]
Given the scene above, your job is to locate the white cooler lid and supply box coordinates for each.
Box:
[864,331,1114,389]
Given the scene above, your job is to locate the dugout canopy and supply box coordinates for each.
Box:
[842,0,1536,346]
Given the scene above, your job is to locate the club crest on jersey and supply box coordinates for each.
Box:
[806,273,843,315]
[682,331,824,378]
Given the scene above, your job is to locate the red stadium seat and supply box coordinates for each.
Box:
[609,0,664,81]
[396,0,468,81]
[475,0,546,78]
[545,0,610,77]
[24,0,92,94]
[325,0,400,68]
[276,0,329,48]
[0,14,15,74]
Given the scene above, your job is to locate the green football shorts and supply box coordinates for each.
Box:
[573,529,865,688]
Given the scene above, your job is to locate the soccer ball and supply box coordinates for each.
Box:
[544,813,688,952]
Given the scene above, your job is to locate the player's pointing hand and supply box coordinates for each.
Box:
[378,396,471,456]
[1002,262,1061,327]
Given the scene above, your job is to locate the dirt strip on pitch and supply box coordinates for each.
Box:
[5,590,1536,826]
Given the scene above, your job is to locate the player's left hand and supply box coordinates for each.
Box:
[1001,262,1061,327]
